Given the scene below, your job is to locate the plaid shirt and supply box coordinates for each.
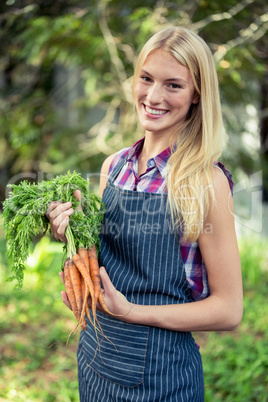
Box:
[108,137,234,301]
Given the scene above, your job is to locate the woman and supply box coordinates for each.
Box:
[47,26,243,401]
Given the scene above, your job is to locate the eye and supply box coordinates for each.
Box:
[168,83,181,89]
[140,75,152,82]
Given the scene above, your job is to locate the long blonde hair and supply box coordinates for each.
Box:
[133,27,224,243]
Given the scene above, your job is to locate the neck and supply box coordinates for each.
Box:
[141,132,171,159]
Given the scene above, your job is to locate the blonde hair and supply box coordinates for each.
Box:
[133,27,224,243]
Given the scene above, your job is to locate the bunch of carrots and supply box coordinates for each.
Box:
[63,247,98,332]
[64,225,111,333]
[3,171,110,337]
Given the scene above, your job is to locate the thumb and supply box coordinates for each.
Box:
[99,266,113,294]
[73,189,82,212]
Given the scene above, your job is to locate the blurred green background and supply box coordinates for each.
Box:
[0,233,268,401]
[1,0,268,401]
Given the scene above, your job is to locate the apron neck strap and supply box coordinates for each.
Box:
[109,155,128,183]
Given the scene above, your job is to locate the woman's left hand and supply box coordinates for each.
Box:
[59,267,133,320]
[98,267,133,318]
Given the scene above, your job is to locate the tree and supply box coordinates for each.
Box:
[1,0,267,206]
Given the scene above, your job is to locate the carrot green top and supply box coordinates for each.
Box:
[3,171,104,289]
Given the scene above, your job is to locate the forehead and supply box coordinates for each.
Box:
[142,49,191,80]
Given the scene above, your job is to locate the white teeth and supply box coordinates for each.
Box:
[145,105,167,115]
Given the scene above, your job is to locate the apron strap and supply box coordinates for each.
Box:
[109,155,128,183]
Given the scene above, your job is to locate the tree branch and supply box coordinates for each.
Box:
[213,13,268,62]
[97,2,132,104]
[192,0,256,32]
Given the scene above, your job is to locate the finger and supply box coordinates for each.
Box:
[74,189,81,200]
[61,291,72,310]
[46,201,62,216]
[73,190,82,212]
[99,266,114,295]
[46,202,66,222]
[59,273,72,310]
[59,271,65,285]
[47,202,73,221]
[53,215,70,242]
[52,208,72,230]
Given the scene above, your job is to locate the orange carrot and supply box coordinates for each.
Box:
[78,247,90,272]
[84,286,92,325]
[87,245,101,314]
[79,277,89,330]
[73,252,97,322]
[87,246,116,316]
[68,259,86,330]
[78,248,94,326]
[81,275,85,301]
[80,308,87,330]
[81,275,93,326]
[73,252,94,291]
[78,248,106,356]
[63,259,79,321]
[78,248,91,314]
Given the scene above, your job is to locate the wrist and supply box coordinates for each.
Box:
[122,303,151,326]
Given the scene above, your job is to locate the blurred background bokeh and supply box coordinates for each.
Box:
[0,0,267,401]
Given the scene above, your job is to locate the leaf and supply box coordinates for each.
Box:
[2,171,104,288]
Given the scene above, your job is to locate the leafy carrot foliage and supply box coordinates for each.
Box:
[3,171,104,289]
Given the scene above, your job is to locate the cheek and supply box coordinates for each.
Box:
[133,84,139,107]
[134,82,145,101]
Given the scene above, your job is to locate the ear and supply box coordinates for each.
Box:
[192,93,200,105]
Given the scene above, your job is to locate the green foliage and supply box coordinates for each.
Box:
[239,235,268,288]
[0,0,267,203]
[202,271,268,401]
[0,233,268,400]
[200,235,268,401]
[0,235,80,402]
[203,333,268,401]
[2,171,104,288]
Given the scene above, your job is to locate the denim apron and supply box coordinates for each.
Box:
[77,157,205,401]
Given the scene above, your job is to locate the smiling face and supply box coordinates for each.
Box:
[134,49,199,139]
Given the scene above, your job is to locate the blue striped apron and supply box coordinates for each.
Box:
[77,157,205,401]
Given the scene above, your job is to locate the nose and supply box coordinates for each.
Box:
[146,83,163,104]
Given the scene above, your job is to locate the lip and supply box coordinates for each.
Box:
[143,104,169,119]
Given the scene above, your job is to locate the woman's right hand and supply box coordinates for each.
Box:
[46,189,82,242]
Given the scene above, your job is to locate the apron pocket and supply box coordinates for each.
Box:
[80,312,150,388]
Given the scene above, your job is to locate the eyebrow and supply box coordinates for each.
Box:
[141,69,187,84]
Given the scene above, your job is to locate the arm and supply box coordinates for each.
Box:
[99,153,116,197]
[99,167,243,331]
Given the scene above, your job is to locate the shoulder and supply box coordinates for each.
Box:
[213,164,230,191]
[101,147,130,177]
[100,153,117,177]
[99,147,130,197]
[213,161,234,195]
[99,154,116,198]
[202,164,234,232]
[211,165,233,215]
[199,164,236,254]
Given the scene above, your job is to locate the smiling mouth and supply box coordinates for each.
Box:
[144,105,168,116]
